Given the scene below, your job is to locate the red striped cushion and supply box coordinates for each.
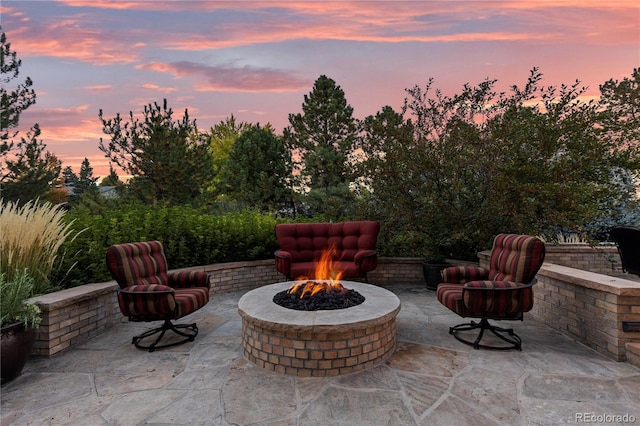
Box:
[117,284,176,318]
[175,288,210,318]
[442,266,489,284]
[169,270,211,289]
[488,234,545,283]
[106,241,169,289]
[463,280,533,317]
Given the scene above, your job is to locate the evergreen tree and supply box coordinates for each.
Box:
[0,28,36,147]
[284,75,358,217]
[75,157,98,195]
[62,166,78,187]
[1,125,61,202]
[99,99,214,206]
[222,125,292,212]
[0,28,58,203]
[100,165,123,187]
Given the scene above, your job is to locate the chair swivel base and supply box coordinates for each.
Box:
[132,319,198,352]
[449,318,522,350]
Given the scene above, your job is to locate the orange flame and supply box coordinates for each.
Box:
[288,246,345,298]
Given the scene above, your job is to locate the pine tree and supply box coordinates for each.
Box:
[0,28,58,203]
[283,75,358,216]
[75,157,98,195]
[99,99,214,206]
[222,125,292,211]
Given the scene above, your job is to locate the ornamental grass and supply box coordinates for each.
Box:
[0,199,78,296]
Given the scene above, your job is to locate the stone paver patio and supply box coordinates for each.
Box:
[1,284,639,425]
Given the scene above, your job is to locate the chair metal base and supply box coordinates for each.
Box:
[449,318,522,350]
[132,319,198,352]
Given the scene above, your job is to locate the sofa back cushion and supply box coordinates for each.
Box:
[276,221,380,262]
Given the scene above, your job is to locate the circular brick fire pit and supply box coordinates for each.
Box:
[238,281,401,377]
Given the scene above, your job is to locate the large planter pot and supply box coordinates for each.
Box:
[422,262,450,291]
[1,321,37,384]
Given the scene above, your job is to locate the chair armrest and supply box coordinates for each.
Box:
[168,270,211,289]
[442,266,489,283]
[462,280,536,316]
[119,284,175,295]
[117,284,177,318]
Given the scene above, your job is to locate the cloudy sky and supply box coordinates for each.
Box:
[2,1,638,178]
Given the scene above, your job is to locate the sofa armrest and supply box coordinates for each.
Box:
[354,249,376,262]
[442,266,489,284]
[274,250,292,276]
[168,270,211,289]
[354,250,378,275]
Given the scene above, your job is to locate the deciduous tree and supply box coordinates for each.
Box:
[359,68,640,260]
[208,115,252,196]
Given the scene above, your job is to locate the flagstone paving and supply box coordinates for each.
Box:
[2,284,639,425]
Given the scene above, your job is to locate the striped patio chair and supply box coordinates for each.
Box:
[106,241,210,352]
[436,234,545,350]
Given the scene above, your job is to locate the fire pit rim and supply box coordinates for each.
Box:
[238,281,401,332]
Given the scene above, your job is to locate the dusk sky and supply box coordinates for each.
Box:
[2,1,639,179]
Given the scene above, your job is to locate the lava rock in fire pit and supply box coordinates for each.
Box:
[273,284,365,311]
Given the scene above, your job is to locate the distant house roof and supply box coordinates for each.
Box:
[65,185,119,198]
[99,186,118,198]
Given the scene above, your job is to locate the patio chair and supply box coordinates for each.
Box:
[436,234,545,350]
[106,241,211,352]
[609,226,640,277]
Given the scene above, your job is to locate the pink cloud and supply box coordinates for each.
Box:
[141,83,176,94]
[137,61,310,92]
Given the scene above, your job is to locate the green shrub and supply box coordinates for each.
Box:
[0,269,42,328]
[51,202,282,287]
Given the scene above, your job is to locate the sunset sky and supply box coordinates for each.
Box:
[2,1,639,179]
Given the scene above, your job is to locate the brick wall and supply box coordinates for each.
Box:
[544,244,621,274]
[241,317,397,377]
[479,244,621,275]
[30,282,121,357]
[531,264,640,362]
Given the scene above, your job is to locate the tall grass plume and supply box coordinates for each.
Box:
[0,199,78,295]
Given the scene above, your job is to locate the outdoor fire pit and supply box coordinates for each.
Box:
[238,280,401,377]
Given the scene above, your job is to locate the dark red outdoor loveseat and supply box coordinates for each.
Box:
[274,221,380,280]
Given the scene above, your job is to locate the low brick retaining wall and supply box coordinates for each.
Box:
[30,282,121,357]
[543,244,620,274]
[29,257,425,357]
[532,264,640,362]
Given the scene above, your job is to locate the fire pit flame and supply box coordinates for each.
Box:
[288,246,345,298]
[274,246,365,311]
